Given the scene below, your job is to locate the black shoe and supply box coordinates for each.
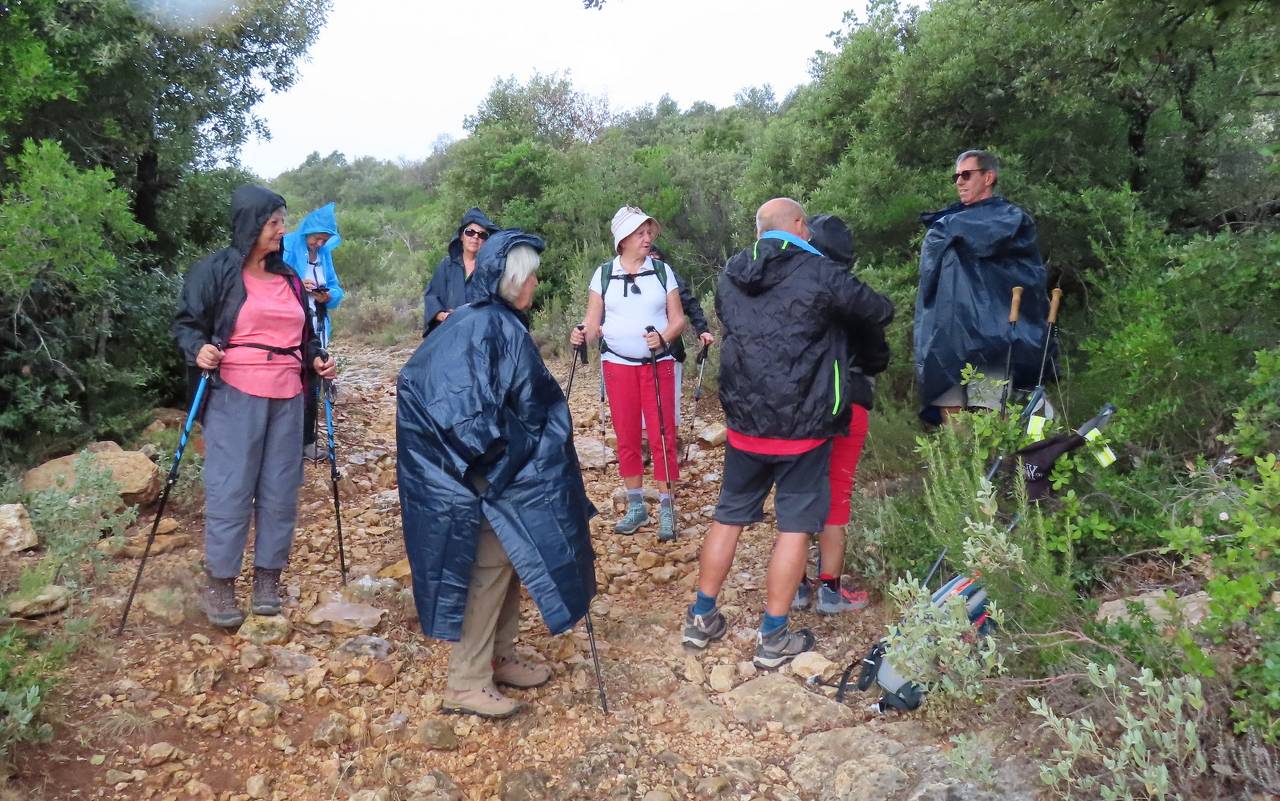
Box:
[201,575,245,628]
[753,623,816,669]
[681,605,727,649]
[252,567,283,616]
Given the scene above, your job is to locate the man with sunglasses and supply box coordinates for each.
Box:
[423,208,499,337]
[914,149,1050,425]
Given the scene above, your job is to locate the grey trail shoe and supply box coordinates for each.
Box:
[792,577,814,611]
[657,504,676,542]
[681,605,728,649]
[252,567,283,616]
[614,500,648,535]
[201,575,245,628]
[753,623,817,670]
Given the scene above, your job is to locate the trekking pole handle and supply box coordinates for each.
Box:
[696,342,711,364]
[1008,286,1024,324]
[1047,288,1063,325]
[643,325,667,353]
[574,324,588,364]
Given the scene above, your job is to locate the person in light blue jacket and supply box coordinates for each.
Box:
[283,202,345,458]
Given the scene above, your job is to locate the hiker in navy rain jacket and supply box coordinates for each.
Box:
[421,207,499,336]
[914,149,1049,423]
[397,229,597,717]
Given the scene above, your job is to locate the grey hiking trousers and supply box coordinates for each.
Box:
[202,382,304,579]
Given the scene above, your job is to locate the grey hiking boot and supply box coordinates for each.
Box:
[302,442,323,462]
[815,583,869,615]
[681,605,728,649]
[614,500,648,535]
[753,623,817,670]
[252,567,283,616]
[657,504,676,542]
[201,575,245,628]
[792,577,814,611]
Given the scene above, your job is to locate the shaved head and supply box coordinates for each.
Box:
[756,197,808,237]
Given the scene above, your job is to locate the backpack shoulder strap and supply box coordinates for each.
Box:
[596,261,615,299]
[651,259,670,291]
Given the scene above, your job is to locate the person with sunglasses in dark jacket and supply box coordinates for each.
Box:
[423,208,500,336]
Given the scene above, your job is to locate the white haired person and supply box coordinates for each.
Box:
[570,206,686,542]
[397,229,597,719]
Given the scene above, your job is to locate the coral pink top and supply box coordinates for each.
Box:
[219,272,305,399]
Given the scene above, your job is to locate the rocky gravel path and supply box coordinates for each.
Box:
[10,341,1041,801]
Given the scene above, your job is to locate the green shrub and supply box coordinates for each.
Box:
[1031,664,1207,801]
[1162,454,1280,741]
[0,627,55,773]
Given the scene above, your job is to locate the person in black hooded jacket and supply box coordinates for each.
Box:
[792,214,889,616]
[422,208,499,336]
[681,198,893,670]
[173,184,336,629]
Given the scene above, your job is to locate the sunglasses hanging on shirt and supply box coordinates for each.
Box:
[614,269,657,297]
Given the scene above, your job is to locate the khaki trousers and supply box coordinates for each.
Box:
[447,521,522,691]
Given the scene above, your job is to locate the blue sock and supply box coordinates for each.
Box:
[627,488,643,505]
[760,612,788,635]
[692,591,717,616]
[659,493,671,509]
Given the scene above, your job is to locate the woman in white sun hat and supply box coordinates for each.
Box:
[570,206,685,542]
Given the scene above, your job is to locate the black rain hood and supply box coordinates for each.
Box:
[723,236,808,296]
[913,196,1051,416]
[229,184,286,256]
[397,228,597,642]
[447,207,499,262]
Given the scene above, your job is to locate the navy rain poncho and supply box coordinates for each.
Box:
[421,208,499,336]
[913,196,1050,415]
[397,229,597,642]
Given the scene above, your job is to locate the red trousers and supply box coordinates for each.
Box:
[604,359,679,483]
[826,404,869,527]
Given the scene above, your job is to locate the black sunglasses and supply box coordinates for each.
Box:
[952,168,988,183]
[462,228,490,240]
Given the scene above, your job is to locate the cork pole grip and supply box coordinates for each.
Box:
[1008,286,1024,324]
[1048,288,1063,325]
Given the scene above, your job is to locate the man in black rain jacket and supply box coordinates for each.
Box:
[914,149,1050,423]
[681,198,894,670]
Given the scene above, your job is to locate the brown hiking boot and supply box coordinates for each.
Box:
[252,567,283,616]
[442,684,522,719]
[201,575,245,628]
[493,655,552,689]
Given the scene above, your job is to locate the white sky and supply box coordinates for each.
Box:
[239,0,867,178]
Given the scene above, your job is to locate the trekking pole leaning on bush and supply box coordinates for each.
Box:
[644,325,678,542]
[1023,287,1063,438]
[997,286,1024,417]
[318,348,348,585]
[565,325,588,398]
[118,356,219,635]
[683,342,711,463]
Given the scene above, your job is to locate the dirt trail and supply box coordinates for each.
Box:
[11,341,1038,801]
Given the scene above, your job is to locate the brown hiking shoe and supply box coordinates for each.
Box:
[252,567,283,616]
[442,685,522,719]
[201,575,245,628]
[493,655,552,689]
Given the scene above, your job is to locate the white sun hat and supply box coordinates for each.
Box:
[610,205,661,253]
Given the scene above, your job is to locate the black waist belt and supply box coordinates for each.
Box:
[600,339,669,365]
[224,342,302,362]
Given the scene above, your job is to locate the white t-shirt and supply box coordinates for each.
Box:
[588,256,680,365]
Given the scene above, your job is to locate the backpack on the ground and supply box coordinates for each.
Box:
[838,568,994,713]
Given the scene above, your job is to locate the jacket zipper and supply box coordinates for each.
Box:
[832,360,842,415]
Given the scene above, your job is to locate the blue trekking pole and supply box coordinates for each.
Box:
[317,347,348,585]
[118,358,218,635]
